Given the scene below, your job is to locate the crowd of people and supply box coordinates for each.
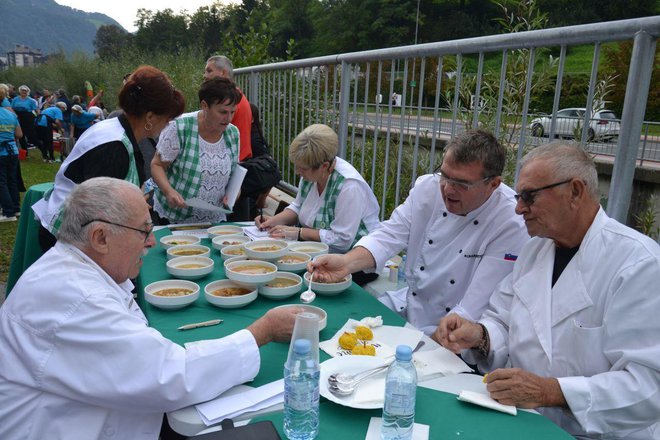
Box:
[0,54,658,440]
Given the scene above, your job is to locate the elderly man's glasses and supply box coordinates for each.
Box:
[514,179,572,206]
[82,219,154,242]
[438,173,493,191]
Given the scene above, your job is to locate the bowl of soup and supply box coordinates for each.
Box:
[166,244,211,260]
[223,255,248,268]
[160,235,201,250]
[287,242,329,258]
[225,260,278,284]
[220,245,247,261]
[204,279,258,308]
[166,256,214,280]
[244,239,288,261]
[144,280,199,310]
[212,234,251,251]
[259,272,303,299]
[207,225,244,239]
[275,252,311,273]
[303,271,352,296]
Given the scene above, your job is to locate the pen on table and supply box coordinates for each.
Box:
[177,319,223,331]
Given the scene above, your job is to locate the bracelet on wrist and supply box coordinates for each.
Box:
[476,322,490,357]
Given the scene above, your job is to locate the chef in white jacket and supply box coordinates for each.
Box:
[436,142,660,439]
[0,177,299,440]
[310,129,529,335]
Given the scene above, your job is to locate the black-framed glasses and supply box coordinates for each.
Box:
[81,219,154,242]
[514,179,573,206]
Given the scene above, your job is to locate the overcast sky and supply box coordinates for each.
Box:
[55,0,239,33]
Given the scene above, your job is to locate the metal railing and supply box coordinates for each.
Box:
[235,16,660,224]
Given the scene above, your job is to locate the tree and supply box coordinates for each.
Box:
[134,8,191,54]
[93,25,133,60]
[188,4,231,57]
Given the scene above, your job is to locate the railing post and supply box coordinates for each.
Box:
[607,31,656,223]
[249,71,259,105]
[337,61,352,159]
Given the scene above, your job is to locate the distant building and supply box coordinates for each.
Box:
[0,57,7,71]
[7,44,45,68]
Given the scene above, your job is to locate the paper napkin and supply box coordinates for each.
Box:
[457,390,517,416]
[412,347,473,380]
[352,375,387,405]
[365,417,430,440]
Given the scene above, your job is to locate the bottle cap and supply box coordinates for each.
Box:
[293,338,311,355]
[395,344,412,361]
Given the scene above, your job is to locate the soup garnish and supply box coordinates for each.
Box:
[153,288,193,297]
[211,287,251,297]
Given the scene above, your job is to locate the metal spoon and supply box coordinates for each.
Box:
[300,271,316,303]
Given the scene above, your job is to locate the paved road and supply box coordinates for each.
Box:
[347,112,660,162]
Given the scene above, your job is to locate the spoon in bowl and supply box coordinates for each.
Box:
[300,271,316,303]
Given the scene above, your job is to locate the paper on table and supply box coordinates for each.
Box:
[353,375,386,405]
[365,417,429,440]
[196,379,284,426]
[320,318,423,359]
[457,390,517,416]
[243,225,273,241]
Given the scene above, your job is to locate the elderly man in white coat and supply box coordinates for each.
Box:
[435,142,660,439]
[310,129,529,335]
[0,177,300,440]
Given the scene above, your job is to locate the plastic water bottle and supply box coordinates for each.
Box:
[381,345,417,440]
[284,339,320,440]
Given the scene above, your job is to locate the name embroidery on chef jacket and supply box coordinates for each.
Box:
[463,253,484,259]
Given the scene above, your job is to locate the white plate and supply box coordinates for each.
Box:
[160,234,201,249]
[320,356,388,409]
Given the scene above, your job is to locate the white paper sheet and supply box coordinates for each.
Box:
[224,164,247,209]
[196,379,284,426]
[243,225,273,241]
[185,197,232,214]
[365,417,429,440]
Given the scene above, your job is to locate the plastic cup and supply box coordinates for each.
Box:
[284,228,299,241]
[286,312,320,366]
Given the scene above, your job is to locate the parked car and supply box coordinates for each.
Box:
[529,108,620,141]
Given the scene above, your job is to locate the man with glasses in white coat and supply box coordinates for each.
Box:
[435,142,660,439]
[310,129,529,335]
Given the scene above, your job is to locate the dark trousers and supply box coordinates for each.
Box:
[0,154,20,217]
[15,111,37,149]
[36,125,54,160]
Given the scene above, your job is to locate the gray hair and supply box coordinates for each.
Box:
[55,101,67,111]
[521,141,599,200]
[289,124,338,169]
[444,129,506,178]
[18,85,30,93]
[57,177,143,247]
[207,55,234,80]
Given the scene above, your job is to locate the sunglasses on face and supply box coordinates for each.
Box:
[514,179,572,206]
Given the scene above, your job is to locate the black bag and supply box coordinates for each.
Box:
[239,155,282,199]
[186,419,281,439]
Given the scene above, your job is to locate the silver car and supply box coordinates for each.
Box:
[529,108,620,141]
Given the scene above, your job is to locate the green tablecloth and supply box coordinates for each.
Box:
[137,227,573,440]
[7,182,53,294]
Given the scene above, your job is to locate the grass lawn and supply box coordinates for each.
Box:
[0,152,59,283]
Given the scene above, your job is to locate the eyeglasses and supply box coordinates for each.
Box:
[82,219,154,242]
[514,179,573,206]
[438,173,493,191]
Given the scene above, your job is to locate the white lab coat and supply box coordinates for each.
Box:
[0,243,260,440]
[471,208,660,439]
[357,174,529,335]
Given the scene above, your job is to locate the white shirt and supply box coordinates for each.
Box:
[0,242,260,440]
[470,208,660,439]
[356,174,529,335]
[287,157,381,253]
